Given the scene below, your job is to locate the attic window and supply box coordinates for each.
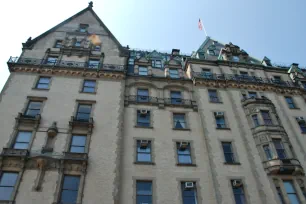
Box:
[79,24,88,33]
[152,60,162,68]
[207,50,215,56]
[232,56,240,62]
[94,45,101,51]
[75,41,81,47]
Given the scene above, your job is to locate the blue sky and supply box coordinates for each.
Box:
[0,0,305,91]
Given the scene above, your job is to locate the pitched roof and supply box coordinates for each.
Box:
[23,2,126,53]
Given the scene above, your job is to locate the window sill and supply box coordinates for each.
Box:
[176,163,197,167]
[172,128,191,131]
[32,88,49,91]
[134,125,153,129]
[289,107,300,110]
[216,127,231,130]
[79,91,97,94]
[224,162,241,165]
[0,201,14,204]
[301,132,306,134]
[209,101,222,104]
[134,161,155,165]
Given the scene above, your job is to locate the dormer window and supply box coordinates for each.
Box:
[75,41,81,47]
[94,45,101,51]
[79,24,88,33]
[152,60,162,68]
[232,56,240,62]
[207,50,215,56]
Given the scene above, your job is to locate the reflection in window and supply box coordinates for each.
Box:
[0,172,18,201]
[60,175,80,204]
[136,140,151,162]
[70,135,86,153]
[136,181,152,204]
[283,181,300,204]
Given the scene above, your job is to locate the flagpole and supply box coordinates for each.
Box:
[202,23,208,37]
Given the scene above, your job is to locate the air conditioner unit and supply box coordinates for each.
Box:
[185,182,194,189]
[232,180,243,187]
[179,142,189,150]
[215,112,224,117]
[140,140,149,148]
[296,117,305,123]
[140,110,148,115]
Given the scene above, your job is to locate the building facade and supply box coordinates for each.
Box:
[1,2,306,204]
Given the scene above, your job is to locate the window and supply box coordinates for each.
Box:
[297,118,306,133]
[137,110,150,127]
[0,172,18,201]
[70,135,86,153]
[170,91,182,104]
[74,41,81,47]
[25,101,42,117]
[79,24,88,32]
[285,96,296,109]
[36,77,50,89]
[302,82,306,90]
[300,187,306,199]
[208,50,215,55]
[202,68,212,79]
[94,45,101,51]
[54,40,63,48]
[136,181,152,204]
[241,93,247,100]
[248,92,257,98]
[88,59,100,69]
[138,67,148,76]
[232,56,240,62]
[176,142,192,164]
[222,142,235,163]
[181,182,198,204]
[273,139,286,159]
[283,181,300,204]
[76,104,92,122]
[137,89,149,102]
[263,145,273,160]
[60,175,80,204]
[13,131,32,149]
[215,112,227,129]
[261,111,273,126]
[252,114,260,127]
[169,69,179,78]
[82,80,96,93]
[240,71,248,76]
[128,58,134,65]
[136,140,151,162]
[46,56,58,65]
[276,187,285,204]
[152,60,162,68]
[208,90,220,103]
[273,76,282,82]
[173,113,186,129]
[231,180,246,204]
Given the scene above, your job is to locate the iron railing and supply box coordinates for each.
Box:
[8,57,126,72]
[193,72,299,88]
[164,98,193,106]
[127,95,159,104]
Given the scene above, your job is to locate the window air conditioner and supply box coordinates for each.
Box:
[296,117,305,123]
[185,182,194,189]
[215,112,224,117]
[140,110,148,115]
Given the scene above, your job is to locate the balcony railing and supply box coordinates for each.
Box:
[7,57,126,72]
[1,148,29,157]
[126,95,159,104]
[193,72,299,88]
[164,98,193,106]
[263,158,304,175]
[241,96,273,106]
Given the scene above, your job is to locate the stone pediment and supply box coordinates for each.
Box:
[147,50,163,59]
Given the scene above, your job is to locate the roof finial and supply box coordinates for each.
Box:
[88,1,93,8]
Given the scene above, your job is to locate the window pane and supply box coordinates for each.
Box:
[71,136,86,146]
[284,181,295,193]
[171,91,181,98]
[60,190,78,203]
[137,153,151,162]
[178,155,192,164]
[136,195,152,204]
[78,105,91,113]
[36,84,49,89]
[0,173,18,186]
[39,77,50,84]
[137,181,152,195]
[0,187,14,200]
[70,146,85,153]
[63,176,80,190]
[177,148,191,155]
[13,143,29,149]
[288,194,300,204]
[84,81,96,87]
[28,102,42,109]
[83,87,95,93]
[183,197,197,204]
[137,89,149,96]
[182,189,196,197]
[16,132,32,142]
[234,194,246,204]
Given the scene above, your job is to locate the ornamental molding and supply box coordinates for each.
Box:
[10,66,125,80]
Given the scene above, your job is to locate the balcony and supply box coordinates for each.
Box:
[164,98,197,109]
[63,152,88,161]
[125,95,159,105]
[251,125,286,135]
[7,57,126,72]
[241,96,273,107]
[1,148,29,157]
[69,116,94,130]
[263,158,304,175]
[192,72,299,88]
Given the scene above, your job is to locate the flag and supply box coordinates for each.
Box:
[198,19,203,31]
